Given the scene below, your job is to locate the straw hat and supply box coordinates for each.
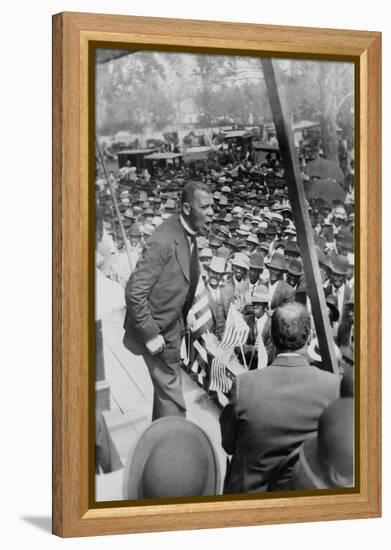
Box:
[207,256,227,274]
[251,285,271,304]
[231,252,250,270]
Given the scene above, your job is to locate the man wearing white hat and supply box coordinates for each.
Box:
[242,285,274,370]
[228,252,250,312]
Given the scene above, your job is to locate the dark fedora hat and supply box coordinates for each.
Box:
[331,255,349,275]
[266,222,278,235]
[284,240,301,257]
[128,223,142,237]
[338,233,354,252]
[226,237,241,251]
[249,252,264,270]
[122,417,220,500]
[291,398,354,490]
[287,258,303,277]
[265,252,287,271]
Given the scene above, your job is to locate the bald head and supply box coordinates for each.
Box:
[271,302,311,352]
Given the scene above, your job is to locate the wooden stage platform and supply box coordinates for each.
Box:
[96,308,227,501]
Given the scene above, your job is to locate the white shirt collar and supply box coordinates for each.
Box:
[180,214,196,236]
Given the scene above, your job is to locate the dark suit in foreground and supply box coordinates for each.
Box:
[123,215,192,420]
[220,354,340,494]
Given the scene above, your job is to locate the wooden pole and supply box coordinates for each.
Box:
[261,58,338,374]
[95,136,135,273]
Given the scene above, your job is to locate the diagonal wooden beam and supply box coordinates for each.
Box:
[261,58,338,374]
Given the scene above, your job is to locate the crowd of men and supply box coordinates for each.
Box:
[96,136,355,495]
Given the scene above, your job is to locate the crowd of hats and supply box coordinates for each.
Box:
[96,153,354,346]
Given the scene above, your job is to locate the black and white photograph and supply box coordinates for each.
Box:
[94,48,355,503]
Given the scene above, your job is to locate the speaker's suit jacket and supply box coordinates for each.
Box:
[123,214,192,419]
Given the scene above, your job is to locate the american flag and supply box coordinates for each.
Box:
[209,304,249,393]
[209,349,233,393]
[184,276,213,385]
[220,303,250,349]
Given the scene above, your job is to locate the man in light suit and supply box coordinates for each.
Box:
[220,302,340,494]
[123,182,214,420]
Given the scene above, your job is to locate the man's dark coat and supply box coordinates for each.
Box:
[220,354,341,494]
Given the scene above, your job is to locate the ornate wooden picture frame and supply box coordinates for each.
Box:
[52,12,381,537]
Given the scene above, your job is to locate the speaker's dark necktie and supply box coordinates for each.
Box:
[182,233,200,320]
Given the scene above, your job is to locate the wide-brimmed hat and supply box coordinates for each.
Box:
[246,234,259,246]
[231,252,250,270]
[266,222,278,236]
[338,233,354,252]
[217,225,230,238]
[291,399,354,490]
[251,284,271,304]
[287,258,304,277]
[164,198,177,211]
[122,417,220,499]
[236,224,251,237]
[259,241,271,253]
[152,216,163,227]
[257,226,267,236]
[271,213,283,224]
[128,223,142,237]
[207,256,227,274]
[216,245,230,259]
[331,255,349,275]
[226,237,241,251]
[265,252,287,271]
[141,223,155,236]
[284,241,301,257]
[208,235,224,248]
[333,205,347,220]
[249,252,264,270]
[199,247,212,259]
[124,208,136,220]
[197,235,208,249]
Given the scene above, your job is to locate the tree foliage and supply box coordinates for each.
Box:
[96,50,354,155]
